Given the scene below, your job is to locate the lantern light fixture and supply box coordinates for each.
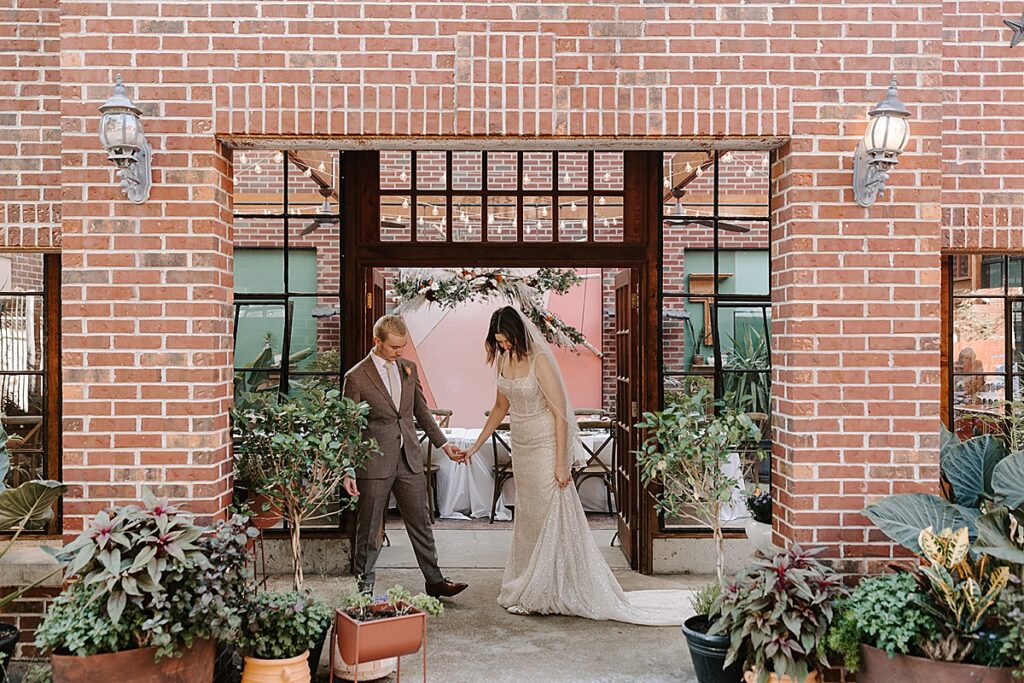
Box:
[853,76,912,208]
[98,74,152,203]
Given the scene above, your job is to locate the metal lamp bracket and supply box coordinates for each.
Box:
[118,137,152,204]
[852,141,892,208]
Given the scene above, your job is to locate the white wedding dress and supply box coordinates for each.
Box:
[495,358,694,625]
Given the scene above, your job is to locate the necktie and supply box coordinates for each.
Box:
[385,361,400,408]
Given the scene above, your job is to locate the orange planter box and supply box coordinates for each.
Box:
[334,604,426,667]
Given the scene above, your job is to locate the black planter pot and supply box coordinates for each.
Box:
[307,620,331,681]
[682,615,744,683]
[0,621,19,681]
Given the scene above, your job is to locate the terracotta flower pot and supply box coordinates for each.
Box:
[858,643,1017,683]
[51,638,215,683]
[241,650,310,683]
[334,604,426,667]
[250,492,283,529]
[743,670,821,683]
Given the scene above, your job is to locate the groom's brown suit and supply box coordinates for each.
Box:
[343,353,447,590]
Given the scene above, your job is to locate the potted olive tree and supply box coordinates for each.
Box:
[231,387,376,591]
[36,492,255,683]
[635,389,762,683]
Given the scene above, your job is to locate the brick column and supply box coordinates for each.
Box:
[59,47,233,532]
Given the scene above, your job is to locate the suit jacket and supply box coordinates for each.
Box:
[342,353,447,479]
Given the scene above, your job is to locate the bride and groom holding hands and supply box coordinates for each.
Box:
[342,308,690,625]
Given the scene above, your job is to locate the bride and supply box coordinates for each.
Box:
[461,306,692,625]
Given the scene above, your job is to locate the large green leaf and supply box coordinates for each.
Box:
[0,480,68,531]
[974,508,1024,566]
[863,493,974,555]
[940,423,960,458]
[992,451,1024,510]
[939,434,1006,508]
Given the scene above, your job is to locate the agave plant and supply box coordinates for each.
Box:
[722,328,771,416]
[911,526,1009,662]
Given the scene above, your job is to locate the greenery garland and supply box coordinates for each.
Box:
[392,268,600,356]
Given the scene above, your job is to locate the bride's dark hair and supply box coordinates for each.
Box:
[485,306,530,366]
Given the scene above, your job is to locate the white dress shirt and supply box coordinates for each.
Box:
[370,350,403,409]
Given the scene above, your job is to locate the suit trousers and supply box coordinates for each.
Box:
[353,448,444,590]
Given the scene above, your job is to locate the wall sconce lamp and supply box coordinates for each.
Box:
[99,74,152,203]
[852,77,911,208]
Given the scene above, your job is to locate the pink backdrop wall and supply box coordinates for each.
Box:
[401,269,604,429]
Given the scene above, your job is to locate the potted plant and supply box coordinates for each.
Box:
[710,545,847,683]
[0,418,66,679]
[635,389,762,683]
[36,492,255,683]
[231,387,376,591]
[682,582,745,683]
[743,488,775,556]
[329,586,442,682]
[237,590,331,683]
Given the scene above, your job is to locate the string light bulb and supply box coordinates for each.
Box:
[563,171,571,185]
[696,167,704,177]
[541,205,548,217]
[240,153,248,165]
[663,176,671,189]
[402,197,410,209]
[745,167,755,178]
[599,196,606,206]
[602,171,611,183]
[273,151,283,164]
[417,216,424,226]
[303,168,312,178]
[254,164,263,174]
[431,205,439,216]
[399,170,408,183]
[570,201,578,213]
[523,174,531,186]
[685,162,692,173]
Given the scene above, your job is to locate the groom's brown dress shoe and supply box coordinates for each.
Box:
[425,578,468,598]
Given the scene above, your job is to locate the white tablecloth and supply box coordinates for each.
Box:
[430,427,616,520]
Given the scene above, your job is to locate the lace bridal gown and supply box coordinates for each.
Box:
[495,360,694,626]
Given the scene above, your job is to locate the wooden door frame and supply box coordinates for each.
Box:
[341,149,661,573]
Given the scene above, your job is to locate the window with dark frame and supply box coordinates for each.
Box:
[947,254,1024,439]
[658,151,772,533]
[0,252,61,534]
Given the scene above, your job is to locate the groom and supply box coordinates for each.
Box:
[342,315,468,599]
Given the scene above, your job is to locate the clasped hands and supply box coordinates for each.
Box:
[443,443,474,464]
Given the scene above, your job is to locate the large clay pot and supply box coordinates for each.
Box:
[51,638,215,683]
[334,604,426,667]
[0,622,18,682]
[241,651,311,683]
[743,670,821,683]
[858,643,1017,683]
[681,615,744,683]
[249,493,283,529]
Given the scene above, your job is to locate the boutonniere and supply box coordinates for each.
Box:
[402,364,412,379]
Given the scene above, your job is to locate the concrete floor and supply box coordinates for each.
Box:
[281,527,707,683]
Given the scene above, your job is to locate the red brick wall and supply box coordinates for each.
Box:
[6,1,1015,569]
[0,0,61,250]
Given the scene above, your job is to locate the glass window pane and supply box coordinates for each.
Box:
[288,296,323,373]
[981,255,1005,291]
[0,295,43,371]
[234,303,286,371]
[558,151,588,191]
[594,196,623,242]
[0,253,43,292]
[416,151,446,191]
[1013,300,1023,374]
[522,152,552,191]
[487,151,518,190]
[524,196,552,241]
[954,376,1008,438]
[558,196,587,242]
[718,151,769,219]
[487,197,517,242]
[953,298,1006,374]
[380,195,412,242]
[714,246,770,297]
[380,151,411,190]
[664,151,714,218]
[452,196,482,242]
[287,150,336,216]
[451,151,482,191]
[594,152,623,191]
[233,150,283,215]
[233,233,284,294]
[1009,256,1022,296]
[663,298,713,372]
[1,377,44,485]
[290,204,342,289]
[417,196,447,241]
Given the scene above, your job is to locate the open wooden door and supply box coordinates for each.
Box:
[365,269,385,351]
[613,268,644,570]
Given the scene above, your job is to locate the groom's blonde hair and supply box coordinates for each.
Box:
[373,314,408,341]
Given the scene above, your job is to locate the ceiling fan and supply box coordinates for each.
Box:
[300,186,339,235]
